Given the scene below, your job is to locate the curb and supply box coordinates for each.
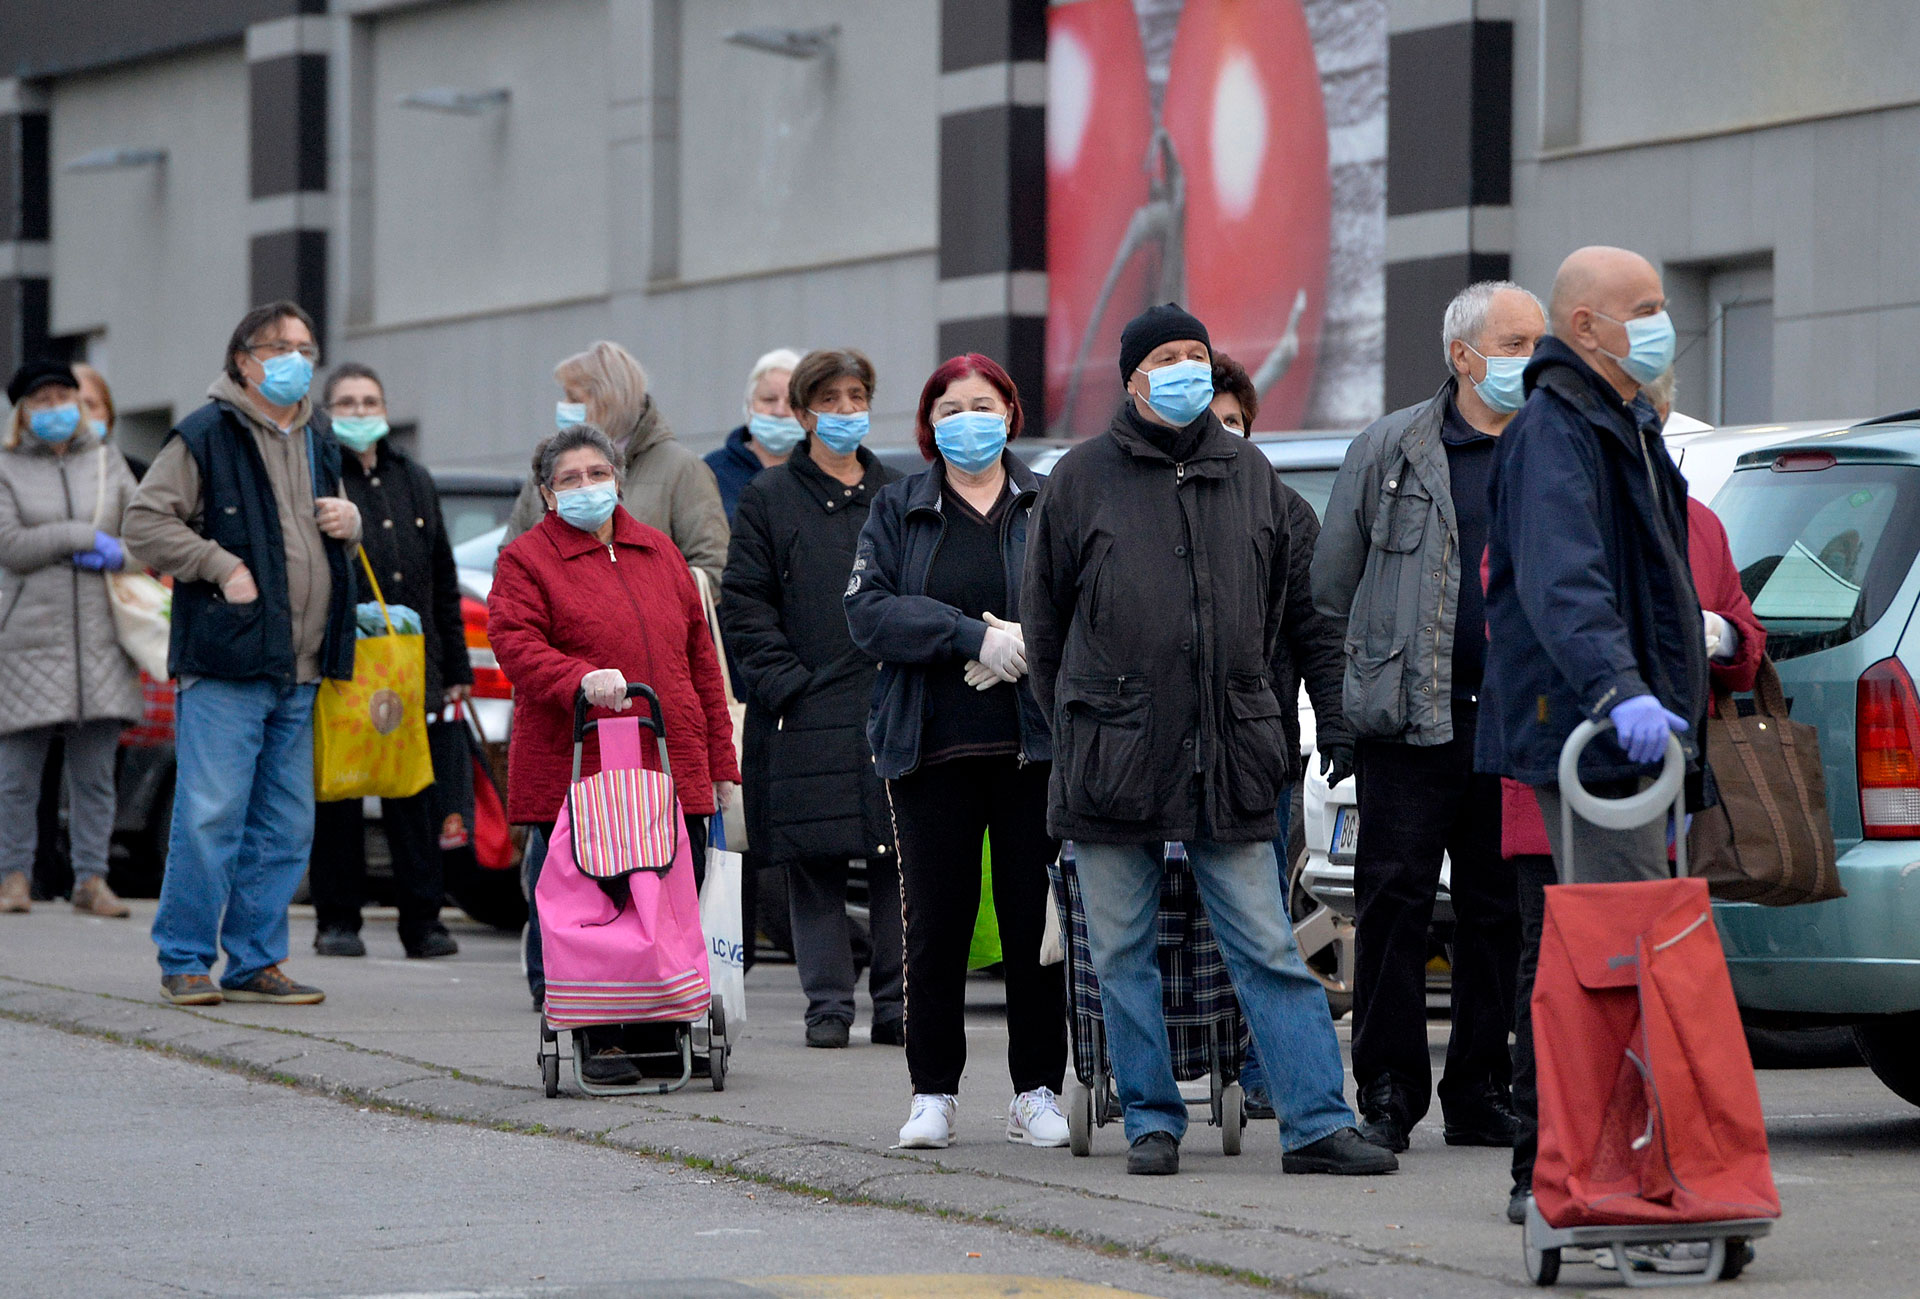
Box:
[1,977,1527,1298]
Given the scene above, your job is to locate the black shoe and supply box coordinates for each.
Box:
[314,927,365,958]
[405,928,460,959]
[1127,1131,1180,1176]
[1444,1086,1521,1147]
[579,1047,642,1086]
[1507,1187,1531,1225]
[1243,1091,1276,1121]
[870,1017,905,1046]
[1357,1077,1411,1153]
[806,1019,851,1049]
[1283,1126,1400,1175]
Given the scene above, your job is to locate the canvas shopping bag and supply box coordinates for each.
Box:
[91,445,171,679]
[699,816,748,1024]
[313,550,433,801]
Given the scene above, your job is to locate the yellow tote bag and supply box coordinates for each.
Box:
[314,550,433,801]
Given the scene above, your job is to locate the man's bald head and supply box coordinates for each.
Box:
[1548,245,1667,398]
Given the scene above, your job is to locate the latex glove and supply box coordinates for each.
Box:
[978,612,1027,683]
[72,549,108,571]
[963,660,1000,691]
[1609,693,1689,765]
[1701,610,1740,663]
[74,531,125,571]
[581,668,632,711]
[314,495,360,541]
[221,563,259,604]
[1318,741,1355,790]
[713,781,739,812]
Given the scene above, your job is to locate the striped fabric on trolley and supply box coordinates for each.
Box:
[543,971,711,1028]
[567,766,679,879]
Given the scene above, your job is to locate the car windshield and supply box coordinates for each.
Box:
[1715,462,1920,660]
[1277,469,1339,521]
[439,493,519,546]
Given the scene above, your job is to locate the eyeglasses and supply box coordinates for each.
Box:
[249,340,321,363]
[327,396,384,414]
[551,466,617,492]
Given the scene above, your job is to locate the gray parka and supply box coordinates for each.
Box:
[0,427,144,734]
[1310,379,1463,745]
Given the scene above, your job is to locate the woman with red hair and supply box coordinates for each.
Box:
[846,354,1067,1151]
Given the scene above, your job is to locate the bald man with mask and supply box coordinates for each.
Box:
[1476,246,1710,1226]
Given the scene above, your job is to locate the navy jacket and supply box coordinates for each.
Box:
[1475,338,1708,792]
[703,426,764,523]
[845,453,1051,780]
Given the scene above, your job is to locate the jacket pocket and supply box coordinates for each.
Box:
[1079,535,1114,632]
[1223,674,1286,816]
[1343,644,1407,739]
[1375,479,1430,553]
[1060,674,1153,821]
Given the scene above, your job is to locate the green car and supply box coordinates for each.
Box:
[1711,415,1920,1107]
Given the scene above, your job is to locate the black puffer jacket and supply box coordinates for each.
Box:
[719,443,901,864]
[1024,405,1298,844]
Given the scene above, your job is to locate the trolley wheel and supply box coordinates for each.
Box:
[542,1052,560,1098]
[1065,1079,1093,1157]
[1221,1082,1245,1156]
[709,996,729,1092]
[1720,1238,1750,1281]
[1523,1238,1560,1287]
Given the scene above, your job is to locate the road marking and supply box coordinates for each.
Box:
[749,1281,1166,1299]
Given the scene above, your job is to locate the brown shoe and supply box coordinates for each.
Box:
[72,876,132,918]
[222,965,325,1005]
[0,872,28,913]
[160,974,223,1006]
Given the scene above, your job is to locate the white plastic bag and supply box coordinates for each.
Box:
[700,819,747,1025]
[1039,877,1065,967]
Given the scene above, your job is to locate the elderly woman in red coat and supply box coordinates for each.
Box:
[488,423,739,1085]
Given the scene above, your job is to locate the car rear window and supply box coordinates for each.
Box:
[1715,462,1920,660]
[1277,469,1338,521]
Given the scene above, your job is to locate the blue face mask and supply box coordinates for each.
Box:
[933,410,1008,474]
[1597,309,1677,386]
[29,403,81,443]
[748,411,806,457]
[1137,358,1214,426]
[1466,347,1529,414]
[256,350,314,406]
[811,409,870,456]
[556,402,587,431]
[332,415,390,453]
[553,483,619,532]
[88,418,109,440]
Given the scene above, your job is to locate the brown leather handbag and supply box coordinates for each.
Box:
[1690,656,1845,906]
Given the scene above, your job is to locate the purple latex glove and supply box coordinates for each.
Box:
[1609,693,1689,765]
[72,532,124,572]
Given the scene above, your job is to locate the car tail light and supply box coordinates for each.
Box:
[1857,657,1920,836]
[463,595,513,699]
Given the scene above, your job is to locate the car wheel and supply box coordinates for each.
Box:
[1853,1012,1920,1106]
[1744,1024,1865,1070]
[1288,846,1355,1020]
[444,847,528,931]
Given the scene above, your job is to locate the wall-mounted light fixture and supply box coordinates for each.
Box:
[64,147,168,172]
[398,87,511,115]
[722,25,840,59]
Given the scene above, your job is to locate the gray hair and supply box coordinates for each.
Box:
[533,423,625,488]
[1441,280,1545,366]
[1642,367,1677,411]
[742,347,804,419]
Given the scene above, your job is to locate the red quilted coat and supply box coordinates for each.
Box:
[488,510,739,824]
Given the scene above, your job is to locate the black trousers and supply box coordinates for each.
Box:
[889,755,1065,1097]
[310,789,444,945]
[1350,704,1519,1124]
[1508,852,1556,1192]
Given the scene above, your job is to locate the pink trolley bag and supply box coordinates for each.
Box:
[535,683,729,1097]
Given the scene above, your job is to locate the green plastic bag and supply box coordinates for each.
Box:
[968,836,1003,970]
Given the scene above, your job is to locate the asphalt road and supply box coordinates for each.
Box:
[0,1017,1254,1299]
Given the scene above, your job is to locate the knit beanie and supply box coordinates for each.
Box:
[1118,303,1211,384]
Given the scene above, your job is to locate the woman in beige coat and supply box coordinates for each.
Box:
[0,360,143,916]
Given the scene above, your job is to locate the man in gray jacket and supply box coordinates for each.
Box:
[1310,281,1543,1154]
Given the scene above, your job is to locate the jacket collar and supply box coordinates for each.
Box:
[721,425,762,469]
[1523,337,1642,449]
[207,371,312,438]
[903,450,1040,515]
[540,504,658,559]
[788,441,885,510]
[1107,404,1241,477]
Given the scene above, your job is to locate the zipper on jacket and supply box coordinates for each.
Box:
[606,542,617,564]
[1176,463,1205,774]
[1434,527,1451,712]
[61,461,84,720]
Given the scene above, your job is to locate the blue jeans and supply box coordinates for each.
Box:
[1074,836,1353,1152]
[1241,785,1297,1104]
[151,679,318,985]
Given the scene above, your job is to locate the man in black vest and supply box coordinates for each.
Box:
[126,301,361,1007]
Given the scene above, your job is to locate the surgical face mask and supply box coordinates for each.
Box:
[1136,358,1214,426]
[747,411,806,457]
[553,483,619,532]
[88,418,109,440]
[933,410,1008,475]
[555,401,587,431]
[332,415,390,453]
[28,403,81,443]
[256,350,314,406]
[811,409,870,456]
[1465,346,1529,414]
[1596,309,1677,386]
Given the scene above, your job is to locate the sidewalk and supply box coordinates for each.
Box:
[3,902,1908,1297]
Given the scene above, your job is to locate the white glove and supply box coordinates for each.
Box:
[978,612,1026,683]
[581,668,632,711]
[1703,610,1734,662]
[963,660,999,691]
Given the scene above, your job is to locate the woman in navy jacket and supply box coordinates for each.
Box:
[846,354,1066,1152]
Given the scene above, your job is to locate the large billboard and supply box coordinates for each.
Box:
[1046,0,1385,436]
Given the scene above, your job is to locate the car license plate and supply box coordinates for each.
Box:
[1331,807,1360,862]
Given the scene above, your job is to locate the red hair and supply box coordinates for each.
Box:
[914,353,1025,461]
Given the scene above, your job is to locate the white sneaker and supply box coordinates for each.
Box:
[1007,1087,1070,1147]
[898,1093,957,1148]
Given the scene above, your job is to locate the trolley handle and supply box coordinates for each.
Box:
[570,682,672,786]
[1554,719,1688,886]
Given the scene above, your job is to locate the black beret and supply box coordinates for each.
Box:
[7,359,80,407]
[1118,303,1211,384]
